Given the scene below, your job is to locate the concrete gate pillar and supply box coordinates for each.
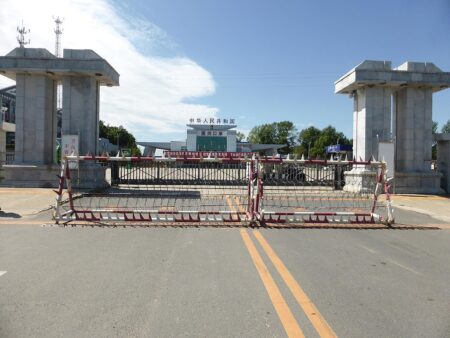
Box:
[352,86,391,162]
[336,60,450,194]
[62,76,100,156]
[344,86,392,193]
[391,62,444,193]
[336,61,393,193]
[14,74,57,164]
[0,47,119,187]
[394,87,433,173]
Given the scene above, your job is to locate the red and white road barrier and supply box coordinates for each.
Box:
[54,155,394,225]
[258,211,379,224]
[58,210,247,223]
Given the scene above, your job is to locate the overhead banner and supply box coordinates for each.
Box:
[163,151,255,158]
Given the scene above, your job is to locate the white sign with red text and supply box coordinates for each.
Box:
[62,135,79,169]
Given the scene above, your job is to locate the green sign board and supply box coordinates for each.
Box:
[196,136,227,151]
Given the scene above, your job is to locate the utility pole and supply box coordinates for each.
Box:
[17,21,30,48]
[53,16,64,57]
[54,17,64,110]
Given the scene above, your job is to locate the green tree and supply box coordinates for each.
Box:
[247,121,297,154]
[442,119,450,133]
[236,131,246,142]
[432,119,450,160]
[432,120,438,134]
[99,120,141,156]
[311,126,350,158]
[248,123,276,144]
[432,120,438,160]
[274,121,297,154]
[296,126,321,156]
[295,125,350,158]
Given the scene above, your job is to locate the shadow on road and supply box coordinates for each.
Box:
[0,211,21,218]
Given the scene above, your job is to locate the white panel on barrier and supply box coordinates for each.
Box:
[62,135,79,169]
[378,142,394,179]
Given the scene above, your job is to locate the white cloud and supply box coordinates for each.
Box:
[0,0,218,140]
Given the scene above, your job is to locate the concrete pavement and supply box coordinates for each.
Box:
[393,194,450,223]
[0,226,285,337]
[1,188,450,337]
[1,225,450,337]
[0,188,55,219]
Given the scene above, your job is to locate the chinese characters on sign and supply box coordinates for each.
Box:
[61,135,79,169]
[200,131,224,136]
[164,151,256,158]
[62,135,79,158]
[189,117,236,125]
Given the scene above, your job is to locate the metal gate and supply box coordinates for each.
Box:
[110,160,247,186]
[255,158,392,224]
[54,155,394,225]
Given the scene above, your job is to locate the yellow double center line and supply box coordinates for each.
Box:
[252,230,337,338]
[240,229,305,337]
[227,194,336,337]
[241,229,337,337]
[225,195,236,213]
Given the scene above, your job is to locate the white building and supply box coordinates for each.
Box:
[138,118,285,156]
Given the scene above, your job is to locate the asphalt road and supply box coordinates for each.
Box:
[1,214,450,337]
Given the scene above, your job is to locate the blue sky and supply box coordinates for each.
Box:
[116,0,450,140]
[1,0,449,142]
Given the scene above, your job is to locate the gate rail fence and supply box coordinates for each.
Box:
[53,155,394,225]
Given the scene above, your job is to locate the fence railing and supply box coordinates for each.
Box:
[5,152,14,164]
[110,160,248,186]
[54,155,394,225]
[101,159,353,188]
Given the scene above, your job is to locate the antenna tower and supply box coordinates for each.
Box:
[53,16,64,57]
[17,21,30,48]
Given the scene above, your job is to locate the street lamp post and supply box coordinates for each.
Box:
[336,138,340,160]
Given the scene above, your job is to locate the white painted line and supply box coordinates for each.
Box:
[357,244,421,275]
[0,271,7,277]
[383,258,421,275]
[357,244,378,254]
